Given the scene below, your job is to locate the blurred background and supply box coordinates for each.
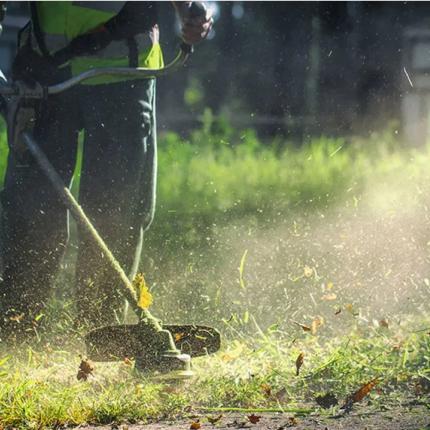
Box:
[2,2,430,337]
[2,2,430,142]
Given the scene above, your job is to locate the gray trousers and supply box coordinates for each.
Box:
[0,78,157,332]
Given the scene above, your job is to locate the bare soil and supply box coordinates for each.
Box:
[82,404,430,430]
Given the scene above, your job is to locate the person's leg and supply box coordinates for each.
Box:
[75,79,157,327]
[0,90,80,339]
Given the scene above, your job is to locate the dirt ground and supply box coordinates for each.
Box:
[82,404,430,430]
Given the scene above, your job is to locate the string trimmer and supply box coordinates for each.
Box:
[0,24,220,378]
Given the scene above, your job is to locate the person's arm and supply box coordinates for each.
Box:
[172,2,213,45]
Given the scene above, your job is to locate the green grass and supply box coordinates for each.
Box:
[1,117,430,427]
[0,316,428,428]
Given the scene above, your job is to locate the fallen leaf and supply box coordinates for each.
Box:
[343,379,379,411]
[315,392,339,408]
[247,414,262,424]
[77,358,94,381]
[123,357,133,366]
[345,303,354,313]
[207,414,223,425]
[287,416,299,426]
[295,352,304,376]
[9,313,25,322]
[221,353,235,362]
[311,316,324,335]
[133,273,153,309]
[174,332,185,342]
[379,319,389,328]
[190,420,201,429]
[292,320,311,332]
[351,379,379,403]
[261,383,272,397]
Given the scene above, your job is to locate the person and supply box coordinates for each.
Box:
[0,1,213,340]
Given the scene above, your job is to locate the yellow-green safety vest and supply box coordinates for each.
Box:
[21,1,163,84]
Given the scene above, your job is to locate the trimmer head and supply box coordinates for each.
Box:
[85,323,221,372]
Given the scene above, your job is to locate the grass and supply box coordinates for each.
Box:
[0,315,428,428]
[0,116,430,427]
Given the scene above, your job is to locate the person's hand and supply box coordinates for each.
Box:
[174,2,213,45]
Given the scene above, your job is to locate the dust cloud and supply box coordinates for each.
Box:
[154,166,430,336]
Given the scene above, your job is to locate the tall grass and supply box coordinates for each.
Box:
[0,115,422,227]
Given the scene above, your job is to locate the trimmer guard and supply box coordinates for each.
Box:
[85,324,221,362]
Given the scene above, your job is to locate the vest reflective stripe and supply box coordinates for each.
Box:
[71,42,164,84]
[27,1,163,84]
[71,1,125,13]
[31,29,157,61]
[35,1,125,53]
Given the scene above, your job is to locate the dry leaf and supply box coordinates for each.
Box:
[315,392,338,409]
[77,358,94,381]
[207,414,223,425]
[247,414,262,424]
[174,332,185,342]
[190,420,201,429]
[9,313,25,322]
[295,352,304,376]
[343,379,379,411]
[351,379,379,402]
[261,383,272,397]
[287,416,299,426]
[345,303,354,312]
[292,320,311,332]
[133,273,153,309]
[311,316,324,335]
[379,319,389,328]
[123,357,133,366]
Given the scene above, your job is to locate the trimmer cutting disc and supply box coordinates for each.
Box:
[85,323,221,362]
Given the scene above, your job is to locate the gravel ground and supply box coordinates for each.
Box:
[81,404,430,430]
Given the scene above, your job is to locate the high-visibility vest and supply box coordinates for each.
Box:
[20,1,163,84]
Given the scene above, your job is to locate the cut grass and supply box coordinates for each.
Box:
[0,317,428,429]
[0,120,429,427]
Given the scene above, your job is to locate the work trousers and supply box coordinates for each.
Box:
[0,78,157,333]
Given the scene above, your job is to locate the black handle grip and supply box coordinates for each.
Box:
[189,1,207,19]
[180,2,208,55]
